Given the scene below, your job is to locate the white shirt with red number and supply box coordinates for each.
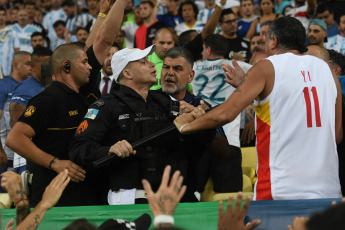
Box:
[253,53,342,200]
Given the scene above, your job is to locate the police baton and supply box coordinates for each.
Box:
[93,124,177,168]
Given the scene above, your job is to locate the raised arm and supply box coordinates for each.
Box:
[245,18,258,39]
[306,0,315,17]
[14,170,70,230]
[201,0,226,39]
[85,0,113,49]
[92,0,126,64]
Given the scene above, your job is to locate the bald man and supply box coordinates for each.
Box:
[6,0,128,206]
[149,28,175,90]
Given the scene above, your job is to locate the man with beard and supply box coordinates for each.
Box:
[307,19,328,48]
[98,43,121,95]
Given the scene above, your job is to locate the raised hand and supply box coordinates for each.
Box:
[40,169,70,210]
[218,192,261,230]
[142,165,186,216]
[222,60,246,88]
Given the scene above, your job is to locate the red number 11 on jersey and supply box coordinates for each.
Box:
[303,86,322,128]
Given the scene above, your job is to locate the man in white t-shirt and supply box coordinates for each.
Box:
[175,16,342,201]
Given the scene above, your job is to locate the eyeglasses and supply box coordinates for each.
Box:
[223,19,238,25]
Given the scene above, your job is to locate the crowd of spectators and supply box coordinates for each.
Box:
[0,0,345,229]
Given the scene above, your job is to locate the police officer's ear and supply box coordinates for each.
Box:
[63,60,71,73]
[122,68,133,80]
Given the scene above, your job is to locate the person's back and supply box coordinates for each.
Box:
[254,53,341,200]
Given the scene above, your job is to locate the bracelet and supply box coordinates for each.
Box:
[179,122,190,133]
[48,157,59,171]
[154,215,174,226]
[216,2,224,9]
[98,13,107,18]
[14,198,28,206]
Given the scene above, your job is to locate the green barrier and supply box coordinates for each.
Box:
[0,202,221,230]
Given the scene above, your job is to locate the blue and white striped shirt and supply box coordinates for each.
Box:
[324,35,345,55]
[0,26,15,76]
[12,23,42,53]
[43,9,67,50]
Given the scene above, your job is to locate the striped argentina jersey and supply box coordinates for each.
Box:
[43,9,67,50]
[12,23,42,53]
[253,53,342,200]
[0,77,19,160]
[324,34,345,55]
[0,26,15,76]
[193,59,252,147]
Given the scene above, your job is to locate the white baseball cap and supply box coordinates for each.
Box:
[111,45,156,82]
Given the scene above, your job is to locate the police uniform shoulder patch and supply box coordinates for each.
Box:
[84,108,99,120]
[76,120,88,134]
[24,105,36,117]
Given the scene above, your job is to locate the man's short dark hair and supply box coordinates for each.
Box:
[31,31,44,39]
[328,49,345,75]
[53,20,66,28]
[24,1,36,8]
[219,8,236,23]
[178,1,198,20]
[179,30,197,46]
[268,17,307,53]
[32,46,53,58]
[62,0,74,7]
[112,42,122,51]
[164,47,194,69]
[76,27,89,34]
[140,0,154,8]
[63,218,97,230]
[0,6,6,13]
[204,34,229,57]
[316,3,334,15]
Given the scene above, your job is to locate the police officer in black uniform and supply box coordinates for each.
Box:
[69,45,217,204]
[6,0,128,207]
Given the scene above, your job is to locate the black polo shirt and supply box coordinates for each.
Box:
[18,45,102,207]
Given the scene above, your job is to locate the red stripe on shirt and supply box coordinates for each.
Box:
[255,116,272,200]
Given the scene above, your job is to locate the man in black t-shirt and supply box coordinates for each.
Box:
[6,0,127,207]
[185,2,251,62]
[201,3,251,62]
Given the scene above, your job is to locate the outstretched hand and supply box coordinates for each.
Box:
[222,60,246,88]
[142,165,186,217]
[218,192,261,230]
[40,169,70,210]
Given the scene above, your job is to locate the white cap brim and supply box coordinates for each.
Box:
[111,45,156,82]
